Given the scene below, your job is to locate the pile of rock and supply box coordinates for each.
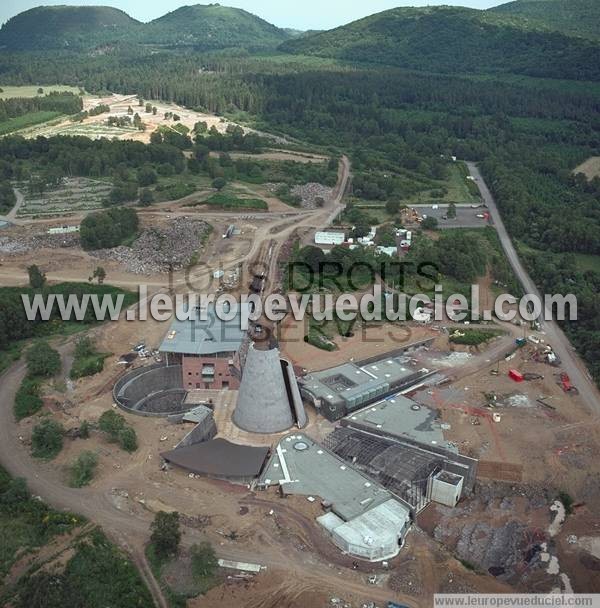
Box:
[0,231,79,255]
[91,218,211,275]
[291,183,333,209]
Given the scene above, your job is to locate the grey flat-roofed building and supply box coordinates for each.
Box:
[300,356,432,421]
[344,394,455,451]
[259,434,411,560]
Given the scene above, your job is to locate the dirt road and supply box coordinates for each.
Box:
[467,161,600,416]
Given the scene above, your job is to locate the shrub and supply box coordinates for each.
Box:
[98,410,125,438]
[191,542,218,582]
[26,341,61,378]
[14,378,43,420]
[150,511,181,561]
[70,337,110,379]
[98,410,137,452]
[118,427,138,453]
[69,451,98,488]
[31,419,64,459]
[421,216,439,230]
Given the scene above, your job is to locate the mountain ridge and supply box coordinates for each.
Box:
[278,5,600,81]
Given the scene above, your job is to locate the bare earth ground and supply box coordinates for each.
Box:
[573,157,600,180]
[3,155,600,602]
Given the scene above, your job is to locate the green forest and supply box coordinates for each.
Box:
[0,1,598,385]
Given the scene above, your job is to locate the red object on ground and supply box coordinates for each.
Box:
[560,373,572,392]
[509,369,524,382]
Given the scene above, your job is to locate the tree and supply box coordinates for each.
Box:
[27,264,46,289]
[98,409,137,452]
[212,177,226,191]
[145,103,152,113]
[447,202,457,219]
[421,216,439,230]
[385,199,401,215]
[98,410,125,438]
[26,341,61,377]
[118,427,138,453]
[14,378,43,420]
[91,266,106,284]
[37,87,43,94]
[127,106,133,115]
[31,419,64,459]
[150,511,181,560]
[352,221,371,239]
[298,246,326,273]
[79,420,91,439]
[137,165,157,187]
[152,106,157,115]
[139,188,154,206]
[193,121,208,136]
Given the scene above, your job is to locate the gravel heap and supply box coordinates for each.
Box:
[265,181,333,209]
[0,232,80,255]
[291,183,333,209]
[91,218,211,275]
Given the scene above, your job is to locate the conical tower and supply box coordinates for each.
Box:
[233,342,307,434]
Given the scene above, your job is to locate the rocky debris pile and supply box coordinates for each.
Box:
[0,236,29,255]
[91,218,211,275]
[291,183,333,209]
[454,520,527,574]
[0,231,79,255]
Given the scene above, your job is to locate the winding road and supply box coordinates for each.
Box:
[467,161,600,415]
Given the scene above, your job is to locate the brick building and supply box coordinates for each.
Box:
[159,303,250,390]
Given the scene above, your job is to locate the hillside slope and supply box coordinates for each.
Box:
[491,0,600,41]
[141,4,289,50]
[279,6,600,80]
[0,5,140,50]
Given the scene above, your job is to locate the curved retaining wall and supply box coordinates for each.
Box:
[113,364,190,417]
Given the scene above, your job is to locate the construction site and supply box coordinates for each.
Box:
[2,145,600,607]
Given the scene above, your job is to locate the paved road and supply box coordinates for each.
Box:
[467,161,600,415]
[0,188,25,225]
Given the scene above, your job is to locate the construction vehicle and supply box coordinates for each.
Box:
[559,373,579,394]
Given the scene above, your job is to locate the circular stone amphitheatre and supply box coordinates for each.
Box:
[113,364,191,417]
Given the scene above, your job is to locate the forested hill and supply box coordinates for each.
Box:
[0,6,140,50]
[490,0,600,41]
[0,4,290,52]
[142,4,290,50]
[279,6,600,81]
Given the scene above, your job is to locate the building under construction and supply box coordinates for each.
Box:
[159,302,251,390]
[233,340,307,434]
[299,340,437,421]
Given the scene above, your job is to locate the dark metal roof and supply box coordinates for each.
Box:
[161,438,269,478]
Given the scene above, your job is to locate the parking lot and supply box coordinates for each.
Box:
[415,204,490,229]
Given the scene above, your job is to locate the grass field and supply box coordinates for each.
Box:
[0,84,81,100]
[573,253,600,272]
[0,110,63,136]
[351,161,480,222]
[517,241,600,274]
[187,189,268,210]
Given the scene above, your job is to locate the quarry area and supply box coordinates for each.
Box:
[1,104,599,608]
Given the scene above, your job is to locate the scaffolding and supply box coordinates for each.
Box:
[324,428,442,512]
